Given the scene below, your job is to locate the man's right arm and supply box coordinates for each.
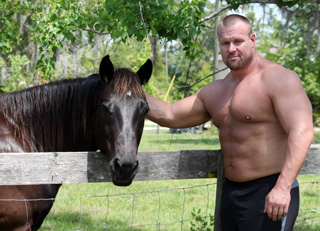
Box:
[144,89,211,129]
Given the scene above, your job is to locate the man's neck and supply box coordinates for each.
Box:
[231,54,260,80]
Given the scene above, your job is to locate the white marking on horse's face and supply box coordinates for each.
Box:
[115,97,138,146]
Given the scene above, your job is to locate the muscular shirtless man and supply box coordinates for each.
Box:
[145,14,314,230]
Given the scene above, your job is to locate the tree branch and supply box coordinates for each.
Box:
[199,0,320,24]
[199,4,231,24]
[82,28,111,36]
[171,67,229,93]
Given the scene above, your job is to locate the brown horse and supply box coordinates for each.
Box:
[0,55,152,231]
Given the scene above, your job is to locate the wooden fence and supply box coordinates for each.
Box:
[0,144,320,231]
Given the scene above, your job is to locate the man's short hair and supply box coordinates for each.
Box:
[218,14,253,37]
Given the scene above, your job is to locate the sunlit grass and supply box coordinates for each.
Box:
[40,179,217,230]
[139,125,220,151]
[295,175,320,230]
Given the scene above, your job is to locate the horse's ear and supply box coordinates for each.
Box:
[99,55,114,83]
[137,59,152,85]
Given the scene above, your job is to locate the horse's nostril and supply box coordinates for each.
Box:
[112,157,139,173]
[114,158,122,169]
[134,160,139,171]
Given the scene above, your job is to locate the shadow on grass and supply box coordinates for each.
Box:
[40,211,147,231]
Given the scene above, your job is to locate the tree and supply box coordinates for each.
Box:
[0,0,37,92]
[256,3,320,113]
[1,0,320,114]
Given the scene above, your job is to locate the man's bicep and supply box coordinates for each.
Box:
[170,92,211,128]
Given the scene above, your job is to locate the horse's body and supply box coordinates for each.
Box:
[0,55,152,231]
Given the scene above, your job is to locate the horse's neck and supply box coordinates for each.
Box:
[61,125,97,152]
[0,100,97,153]
[0,113,28,152]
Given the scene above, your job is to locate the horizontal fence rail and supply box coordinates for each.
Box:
[0,150,219,185]
[0,144,319,185]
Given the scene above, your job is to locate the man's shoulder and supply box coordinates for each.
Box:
[196,79,226,105]
[260,58,299,83]
[259,58,304,98]
[200,78,226,94]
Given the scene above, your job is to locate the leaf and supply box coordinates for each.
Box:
[64,32,75,41]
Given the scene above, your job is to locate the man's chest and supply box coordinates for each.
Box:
[205,79,276,128]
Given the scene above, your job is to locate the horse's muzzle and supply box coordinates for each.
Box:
[110,157,139,186]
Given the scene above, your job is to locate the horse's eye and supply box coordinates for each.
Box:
[141,104,149,115]
[102,106,112,114]
[144,105,150,114]
[140,101,149,114]
[97,102,113,114]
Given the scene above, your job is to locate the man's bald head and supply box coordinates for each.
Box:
[218,14,253,39]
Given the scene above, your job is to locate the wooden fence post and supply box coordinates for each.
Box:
[214,151,224,231]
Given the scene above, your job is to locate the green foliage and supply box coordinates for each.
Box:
[314,112,320,128]
[2,55,30,93]
[0,0,32,55]
[0,0,37,92]
[0,0,319,109]
[256,4,320,118]
[110,39,152,69]
[190,208,214,231]
[32,0,86,77]
[314,130,320,144]
[226,0,310,9]
[103,0,207,59]
[33,0,205,75]
[30,0,208,77]
[107,39,167,98]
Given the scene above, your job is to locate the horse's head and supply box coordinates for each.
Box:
[94,55,152,186]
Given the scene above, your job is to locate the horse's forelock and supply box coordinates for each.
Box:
[113,68,145,100]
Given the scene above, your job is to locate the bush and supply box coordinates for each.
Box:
[313,131,320,144]
[190,208,214,231]
[314,112,320,128]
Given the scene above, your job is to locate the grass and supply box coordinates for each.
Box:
[138,126,220,151]
[294,175,320,230]
[39,123,320,230]
[41,179,216,230]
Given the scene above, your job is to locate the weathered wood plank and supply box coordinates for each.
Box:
[0,150,219,185]
[0,144,319,185]
[135,150,219,181]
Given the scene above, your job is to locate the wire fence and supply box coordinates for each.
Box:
[1,180,320,230]
[40,183,216,231]
[295,181,320,231]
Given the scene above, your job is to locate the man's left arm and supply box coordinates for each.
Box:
[264,70,314,221]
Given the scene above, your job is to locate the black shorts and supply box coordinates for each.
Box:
[220,174,299,231]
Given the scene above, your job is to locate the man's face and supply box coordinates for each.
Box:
[218,22,255,71]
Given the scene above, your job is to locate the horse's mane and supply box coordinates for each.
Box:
[0,68,144,152]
